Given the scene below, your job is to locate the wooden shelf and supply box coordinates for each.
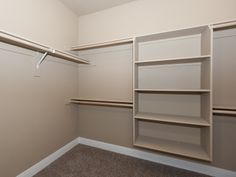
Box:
[135,89,210,93]
[135,55,210,65]
[71,38,133,51]
[136,25,210,42]
[134,135,210,161]
[0,30,89,64]
[71,99,133,108]
[135,112,210,126]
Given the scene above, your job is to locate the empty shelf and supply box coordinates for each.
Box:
[135,55,210,66]
[135,112,210,126]
[71,38,133,51]
[135,89,210,93]
[134,136,210,161]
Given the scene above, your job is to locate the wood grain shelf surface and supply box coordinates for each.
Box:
[135,112,210,126]
[134,136,210,161]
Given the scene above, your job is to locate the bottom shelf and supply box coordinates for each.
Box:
[134,119,211,161]
[134,135,210,161]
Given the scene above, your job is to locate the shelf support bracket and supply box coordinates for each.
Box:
[36,52,48,69]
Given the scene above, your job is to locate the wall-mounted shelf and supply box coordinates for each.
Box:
[71,38,133,51]
[135,55,210,66]
[135,89,210,93]
[71,99,133,108]
[135,112,210,126]
[134,134,210,161]
[0,30,89,64]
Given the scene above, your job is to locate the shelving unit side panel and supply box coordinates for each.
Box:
[201,26,212,55]
[200,59,211,90]
[200,93,211,122]
[201,127,212,161]
[133,38,138,144]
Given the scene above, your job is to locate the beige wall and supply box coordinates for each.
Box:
[0,0,78,50]
[78,0,236,45]
[0,0,79,176]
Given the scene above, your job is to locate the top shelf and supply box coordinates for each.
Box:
[0,30,89,64]
[136,25,210,42]
[71,38,133,51]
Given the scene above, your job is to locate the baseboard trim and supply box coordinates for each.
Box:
[16,138,79,177]
[78,137,236,177]
[17,137,236,177]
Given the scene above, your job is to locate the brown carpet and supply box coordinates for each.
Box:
[34,144,211,177]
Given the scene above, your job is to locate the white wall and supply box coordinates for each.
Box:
[0,0,78,50]
[78,0,236,45]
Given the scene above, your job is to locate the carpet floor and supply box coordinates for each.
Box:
[34,144,211,177]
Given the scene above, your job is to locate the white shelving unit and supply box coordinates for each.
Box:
[133,25,213,161]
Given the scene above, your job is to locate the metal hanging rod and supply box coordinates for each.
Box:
[0,30,89,64]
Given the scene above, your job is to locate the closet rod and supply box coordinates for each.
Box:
[213,20,236,30]
[71,38,133,51]
[213,107,236,116]
[71,99,133,108]
[0,30,89,64]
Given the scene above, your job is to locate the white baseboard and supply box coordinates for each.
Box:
[16,138,79,177]
[78,137,236,177]
[17,137,236,177]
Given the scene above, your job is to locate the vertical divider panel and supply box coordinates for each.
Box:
[133,38,138,143]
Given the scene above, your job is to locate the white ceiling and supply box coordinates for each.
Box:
[60,0,136,16]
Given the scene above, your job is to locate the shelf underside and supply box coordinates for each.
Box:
[134,135,210,161]
[135,112,210,126]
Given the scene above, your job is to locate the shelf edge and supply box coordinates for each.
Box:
[71,38,134,51]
